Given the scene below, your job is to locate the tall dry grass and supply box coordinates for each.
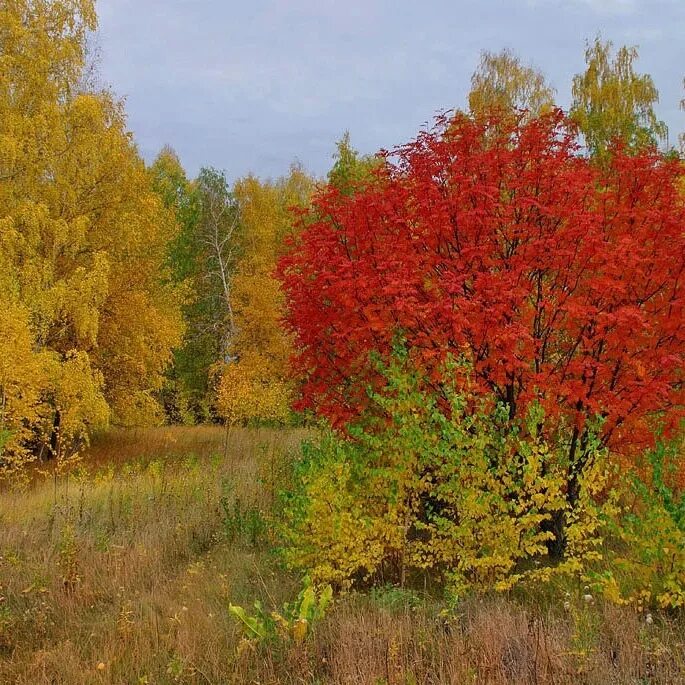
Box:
[0,426,683,684]
[0,427,304,684]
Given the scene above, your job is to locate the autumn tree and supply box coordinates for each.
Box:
[280,110,685,555]
[570,37,667,157]
[150,148,205,421]
[150,154,241,422]
[151,146,201,289]
[195,167,240,365]
[327,132,381,195]
[468,48,556,119]
[0,0,183,471]
[216,166,313,425]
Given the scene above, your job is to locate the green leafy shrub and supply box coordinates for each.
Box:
[369,584,424,612]
[593,438,685,609]
[281,353,612,595]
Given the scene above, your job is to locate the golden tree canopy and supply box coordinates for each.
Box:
[468,48,556,119]
[0,0,183,473]
[571,37,667,156]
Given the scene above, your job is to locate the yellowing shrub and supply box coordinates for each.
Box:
[281,354,611,594]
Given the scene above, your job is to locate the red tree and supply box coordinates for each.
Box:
[279,111,685,468]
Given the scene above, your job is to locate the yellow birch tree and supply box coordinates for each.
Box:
[570,37,667,157]
[468,48,556,119]
[0,0,183,475]
[215,166,313,425]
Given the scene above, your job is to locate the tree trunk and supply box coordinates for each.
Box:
[544,425,586,561]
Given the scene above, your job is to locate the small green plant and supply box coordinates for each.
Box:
[229,576,332,645]
[219,494,266,548]
[165,653,186,681]
[369,584,423,612]
[58,522,80,592]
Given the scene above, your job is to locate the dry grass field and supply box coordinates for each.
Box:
[1,427,684,684]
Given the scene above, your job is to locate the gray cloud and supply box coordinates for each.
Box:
[96,0,685,180]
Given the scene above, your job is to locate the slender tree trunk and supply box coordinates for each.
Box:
[46,409,62,461]
[544,424,589,561]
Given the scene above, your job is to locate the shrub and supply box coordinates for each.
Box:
[282,353,614,595]
[593,437,685,609]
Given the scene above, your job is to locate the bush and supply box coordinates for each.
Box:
[594,438,685,609]
[281,353,614,595]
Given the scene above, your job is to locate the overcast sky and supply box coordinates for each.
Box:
[96,0,685,181]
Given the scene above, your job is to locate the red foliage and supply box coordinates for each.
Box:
[279,110,685,455]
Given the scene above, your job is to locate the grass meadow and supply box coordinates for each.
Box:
[0,427,684,684]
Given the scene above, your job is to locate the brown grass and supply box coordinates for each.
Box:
[0,427,304,684]
[1,426,683,684]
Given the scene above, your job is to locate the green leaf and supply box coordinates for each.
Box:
[228,604,267,639]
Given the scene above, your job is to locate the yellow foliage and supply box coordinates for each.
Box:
[468,48,556,119]
[52,351,110,446]
[282,357,611,594]
[570,37,667,156]
[0,297,53,474]
[217,357,291,426]
[216,167,313,425]
[590,442,685,610]
[0,0,183,473]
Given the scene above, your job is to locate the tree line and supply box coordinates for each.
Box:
[1,0,682,482]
